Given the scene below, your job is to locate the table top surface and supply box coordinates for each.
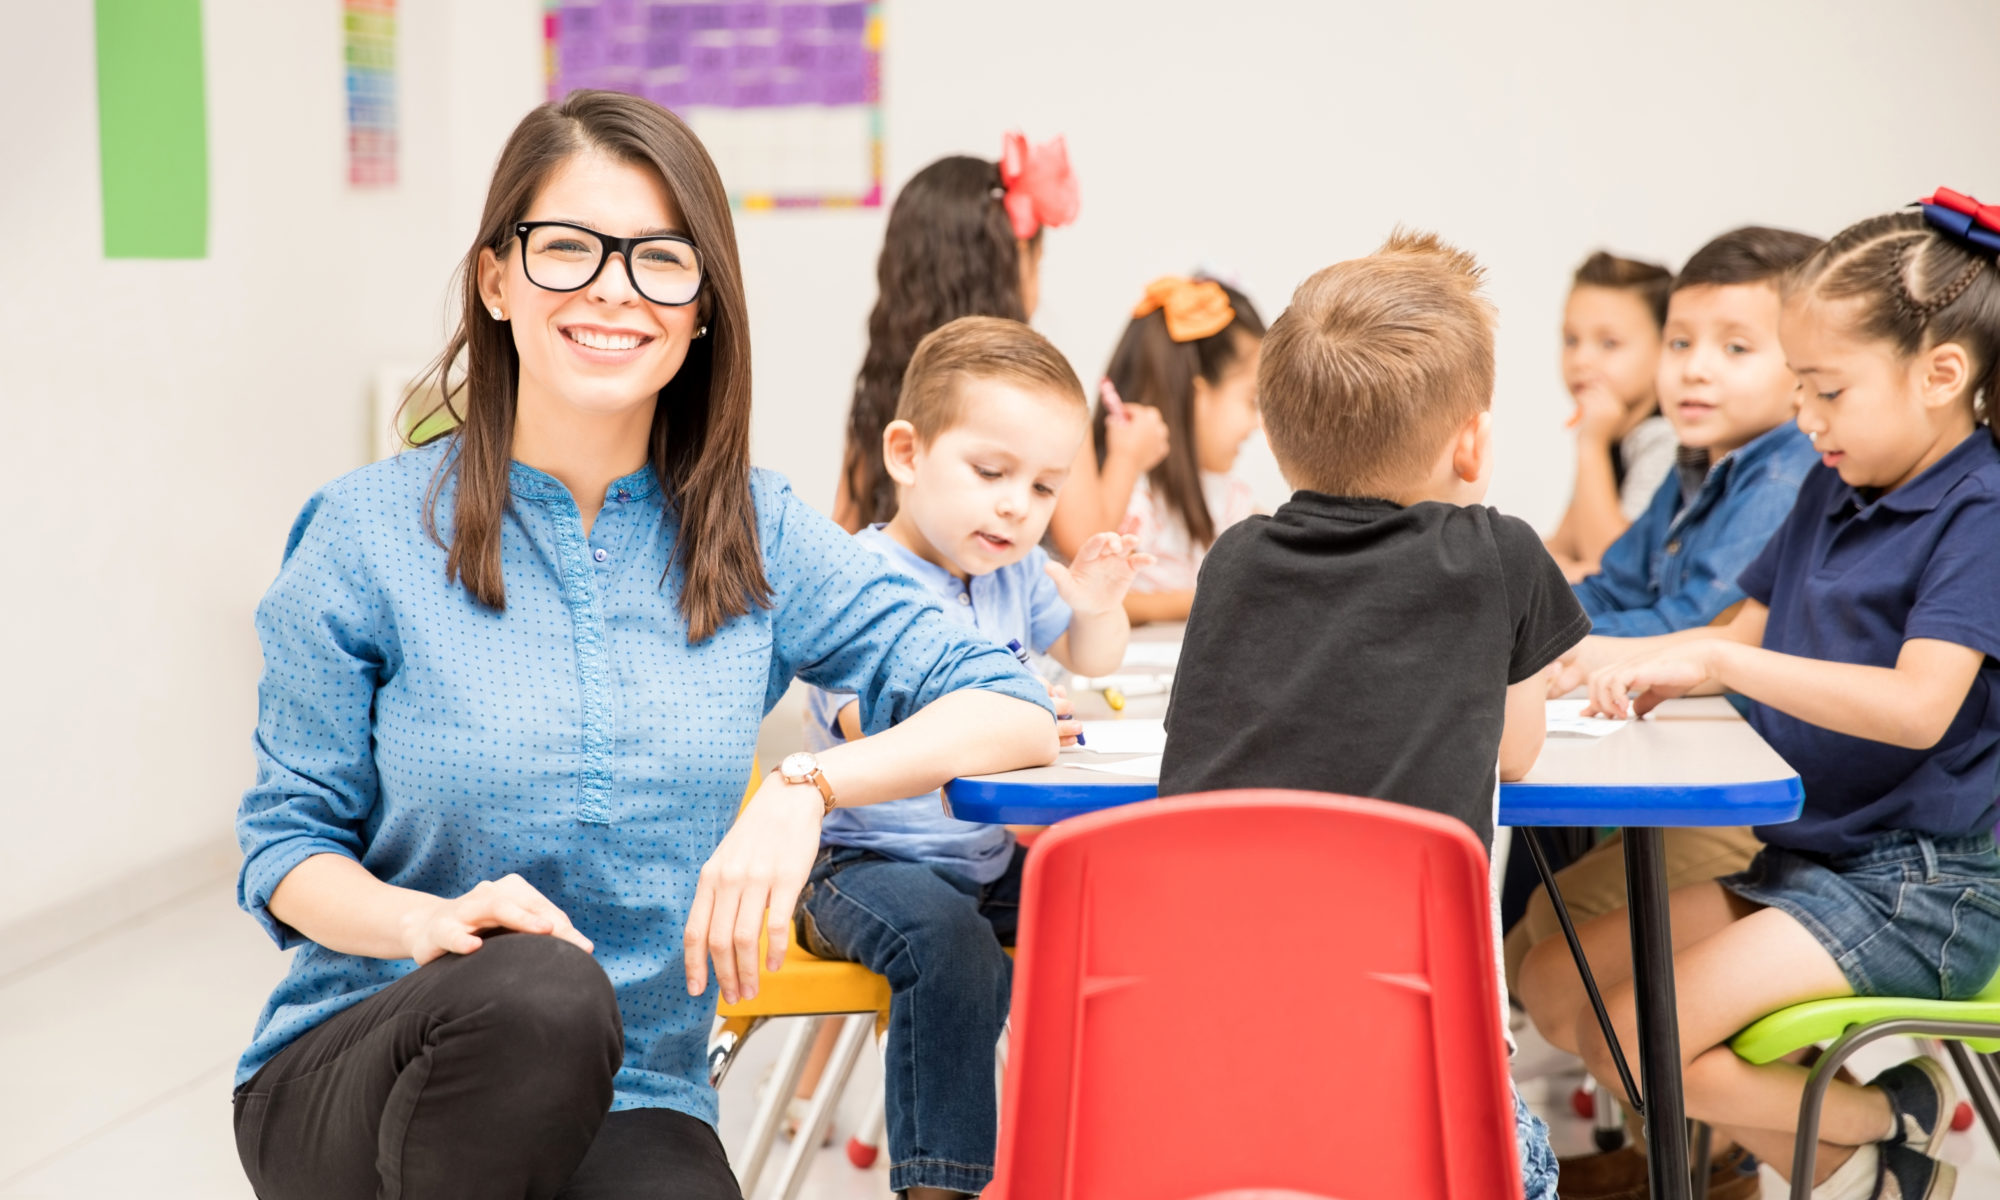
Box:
[944,627,1805,828]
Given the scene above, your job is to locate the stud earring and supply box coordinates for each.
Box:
[491,307,505,320]
[695,324,709,338]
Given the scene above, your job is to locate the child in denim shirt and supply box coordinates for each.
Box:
[797,316,1147,1199]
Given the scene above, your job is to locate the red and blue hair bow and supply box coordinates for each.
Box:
[1918,188,2000,256]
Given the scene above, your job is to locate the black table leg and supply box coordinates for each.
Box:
[1625,826,1691,1200]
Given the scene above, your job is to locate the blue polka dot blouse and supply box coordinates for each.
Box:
[233,440,1052,1124]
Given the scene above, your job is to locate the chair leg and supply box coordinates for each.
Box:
[736,1016,823,1198]
[1593,1079,1625,1152]
[1690,1120,1712,1200]
[769,1013,875,1200]
[708,1014,757,1088]
[1944,1042,2000,1155]
[1980,1051,2000,1155]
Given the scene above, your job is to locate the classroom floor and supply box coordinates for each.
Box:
[7,866,2000,1199]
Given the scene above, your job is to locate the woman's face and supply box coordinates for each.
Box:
[478,151,704,424]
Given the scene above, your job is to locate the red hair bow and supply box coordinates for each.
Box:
[998,132,1080,241]
[1919,188,2000,256]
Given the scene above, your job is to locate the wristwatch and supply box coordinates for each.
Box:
[778,752,838,815]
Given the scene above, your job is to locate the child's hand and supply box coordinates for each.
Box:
[1104,403,1171,473]
[1046,681,1082,747]
[1045,532,1155,617]
[1549,636,1614,696]
[1565,380,1625,445]
[1583,642,1724,720]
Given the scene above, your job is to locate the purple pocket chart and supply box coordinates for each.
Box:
[824,2,866,32]
[777,37,818,73]
[643,77,691,110]
[731,77,775,107]
[644,31,684,68]
[729,1,773,30]
[776,3,820,31]
[687,3,728,30]
[646,2,688,37]
[731,40,774,72]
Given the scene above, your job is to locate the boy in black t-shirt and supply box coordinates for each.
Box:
[1159,230,1587,1200]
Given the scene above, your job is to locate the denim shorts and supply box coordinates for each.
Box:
[1719,831,2000,1001]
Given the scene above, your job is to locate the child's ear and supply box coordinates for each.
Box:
[882,420,922,486]
[1920,341,1972,411]
[1451,410,1494,485]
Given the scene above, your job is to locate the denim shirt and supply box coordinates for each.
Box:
[1574,423,1817,637]
[234,441,1053,1124]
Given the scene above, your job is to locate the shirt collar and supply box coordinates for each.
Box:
[1836,430,1998,519]
[1680,422,1810,505]
[507,461,661,505]
[859,524,967,592]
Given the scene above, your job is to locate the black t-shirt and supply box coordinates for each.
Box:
[1159,492,1591,848]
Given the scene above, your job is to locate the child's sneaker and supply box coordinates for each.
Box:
[1870,1056,1957,1156]
[1876,1141,1956,1199]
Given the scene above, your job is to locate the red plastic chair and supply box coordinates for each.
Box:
[988,790,1524,1200]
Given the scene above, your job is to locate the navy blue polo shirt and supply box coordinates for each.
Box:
[1739,430,2000,856]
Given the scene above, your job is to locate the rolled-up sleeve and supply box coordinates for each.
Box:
[237,486,393,948]
[756,476,1054,735]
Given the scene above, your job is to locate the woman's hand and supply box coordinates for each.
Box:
[1103,403,1171,473]
[1583,641,1726,720]
[684,775,826,1005]
[400,874,594,965]
[1045,532,1154,617]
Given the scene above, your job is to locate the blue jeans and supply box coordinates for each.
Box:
[796,845,1023,1195]
[1516,1086,1559,1200]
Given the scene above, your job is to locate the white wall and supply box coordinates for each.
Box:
[4,0,1998,918]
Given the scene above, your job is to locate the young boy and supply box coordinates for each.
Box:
[1506,228,1824,1198]
[1158,230,1587,1200]
[796,315,1148,1200]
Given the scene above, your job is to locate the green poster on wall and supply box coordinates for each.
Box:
[95,0,208,258]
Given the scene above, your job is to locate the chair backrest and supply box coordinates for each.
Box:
[991,790,1523,1200]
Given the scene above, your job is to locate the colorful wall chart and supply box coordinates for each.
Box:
[545,1,883,210]
[94,0,209,258]
[345,0,398,187]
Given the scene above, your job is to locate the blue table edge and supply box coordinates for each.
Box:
[944,774,1806,828]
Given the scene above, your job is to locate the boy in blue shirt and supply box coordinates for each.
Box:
[1512,226,1824,1196]
[796,316,1148,1200]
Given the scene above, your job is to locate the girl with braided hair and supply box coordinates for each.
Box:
[1524,191,2000,1199]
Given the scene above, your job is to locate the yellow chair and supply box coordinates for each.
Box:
[705,762,893,1200]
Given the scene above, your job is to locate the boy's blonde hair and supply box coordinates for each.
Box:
[896,316,1086,440]
[1258,229,1497,496]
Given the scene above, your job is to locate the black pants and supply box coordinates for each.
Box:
[232,932,741,1199]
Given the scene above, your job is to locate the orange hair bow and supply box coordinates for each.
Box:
[1132,277,1235,342]
[998,131,1080,241]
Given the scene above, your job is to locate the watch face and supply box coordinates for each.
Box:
[780,752,815,780]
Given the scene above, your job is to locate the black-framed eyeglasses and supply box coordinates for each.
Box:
[513,221,704,306]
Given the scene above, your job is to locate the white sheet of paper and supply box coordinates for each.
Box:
[1119,642,1182,669]
[1072,673,1172,696]
[1547,698,1629,737]
[1069,754,1163,780]
[1076,718,1167,755]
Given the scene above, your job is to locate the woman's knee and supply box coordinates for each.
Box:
[1517,934,1579,1044]
[446,933,623,1068]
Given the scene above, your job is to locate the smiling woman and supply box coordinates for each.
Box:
[228,91,1060,1200]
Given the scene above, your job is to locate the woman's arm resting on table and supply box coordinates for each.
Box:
[685,688,1056,1005]
[1123,588,1193,626]
[1586,634,1985,748]
[268,854,593,964]
[1499,669,1552,782]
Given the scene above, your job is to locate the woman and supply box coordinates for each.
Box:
[230,91,1057,1199]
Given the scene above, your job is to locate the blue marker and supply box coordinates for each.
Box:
[1008,639,1083,746]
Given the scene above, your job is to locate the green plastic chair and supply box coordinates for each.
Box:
[1728,970,2000,1199]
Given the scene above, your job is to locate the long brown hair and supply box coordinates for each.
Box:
[1788,210,2000,450]
[402,90,766,642]
[1096,279,1264,548]
[843,155,1030,527]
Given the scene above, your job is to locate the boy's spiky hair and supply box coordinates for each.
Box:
[1258,228,1497,496]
